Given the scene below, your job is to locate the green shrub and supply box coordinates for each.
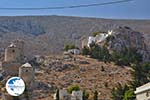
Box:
[111,63,150,100]
[111,48,142,66]
[67,85,80,94]
[82,46,90,55]
[82,43,111,62]
[64,44,77,51]
[93,90,98,100]
[111,83,129,100]
[89,43,111,62]
[130,62,150,89]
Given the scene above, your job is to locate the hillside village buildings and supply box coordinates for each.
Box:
[82,30,113,48]
[0,32,149,100]
[0,40,35,100]
[0,39,84,100]
[135,82,150,100]
[1,40,25,76]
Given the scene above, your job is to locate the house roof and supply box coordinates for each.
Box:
[134,82,150,94]
[21,63,32,68]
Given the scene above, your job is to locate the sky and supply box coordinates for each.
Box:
[0,0,149,19]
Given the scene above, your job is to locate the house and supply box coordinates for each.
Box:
[67,49,80,55]
[82,30,114,48]
[134,82,150,100]
[54,89,83,100]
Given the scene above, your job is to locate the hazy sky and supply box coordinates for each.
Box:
[0,0,149,19]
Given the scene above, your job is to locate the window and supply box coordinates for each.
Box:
[12,50,15,53]
[26,69,28,72]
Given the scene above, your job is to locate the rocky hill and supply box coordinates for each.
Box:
[0,15,149,56]
[34,55,132,100]
[0,55,132,100]
[107,26,150,62]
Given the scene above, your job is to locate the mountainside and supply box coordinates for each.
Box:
[107,26,150,62]
[35,55,132,100]
[0,15,149,56]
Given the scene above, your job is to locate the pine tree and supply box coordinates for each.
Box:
[93,90,98,100]
[56,89,59,100]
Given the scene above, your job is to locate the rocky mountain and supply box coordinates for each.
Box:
[108,26,150,62]
[0,15,149,57]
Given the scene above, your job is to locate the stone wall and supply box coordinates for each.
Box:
[2,62,21,76]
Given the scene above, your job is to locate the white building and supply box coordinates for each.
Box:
[66,49,80,55]
[87,30,113,47]
[54,89,83,100]
[134,82,150,100]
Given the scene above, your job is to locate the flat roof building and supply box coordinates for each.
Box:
[134,82,150,100]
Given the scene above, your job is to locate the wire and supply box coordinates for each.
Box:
[0,0,134,10]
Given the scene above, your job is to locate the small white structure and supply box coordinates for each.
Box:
[134,82,150,100]
[59,89,69,100]
[87,30,113,47]
[95,34,107,43]
[72,91,83,100]
[87,36,96,47]
[67,49,80,55]
[54,89,83,100]
[108,30,113,36]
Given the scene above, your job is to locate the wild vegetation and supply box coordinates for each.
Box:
[82,43,142,66]
[111,48,142,66]
[64,44,78,51]
[81,39,148,100]
[82,43,111,62]
[111,63,150,100]
[67,84,80,94]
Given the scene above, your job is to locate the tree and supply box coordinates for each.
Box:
[56,89,59,100]
[111,83,129,100]
[111,48,142,66]
[93,90,98,100]
[124,89,135,100]
[83,90,89,100]
[89,43,111,62]
[130,63,150,89]
[111,63,150,100]
[82,46,90,55]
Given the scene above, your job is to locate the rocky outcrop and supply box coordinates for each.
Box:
[108,26,150,62]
